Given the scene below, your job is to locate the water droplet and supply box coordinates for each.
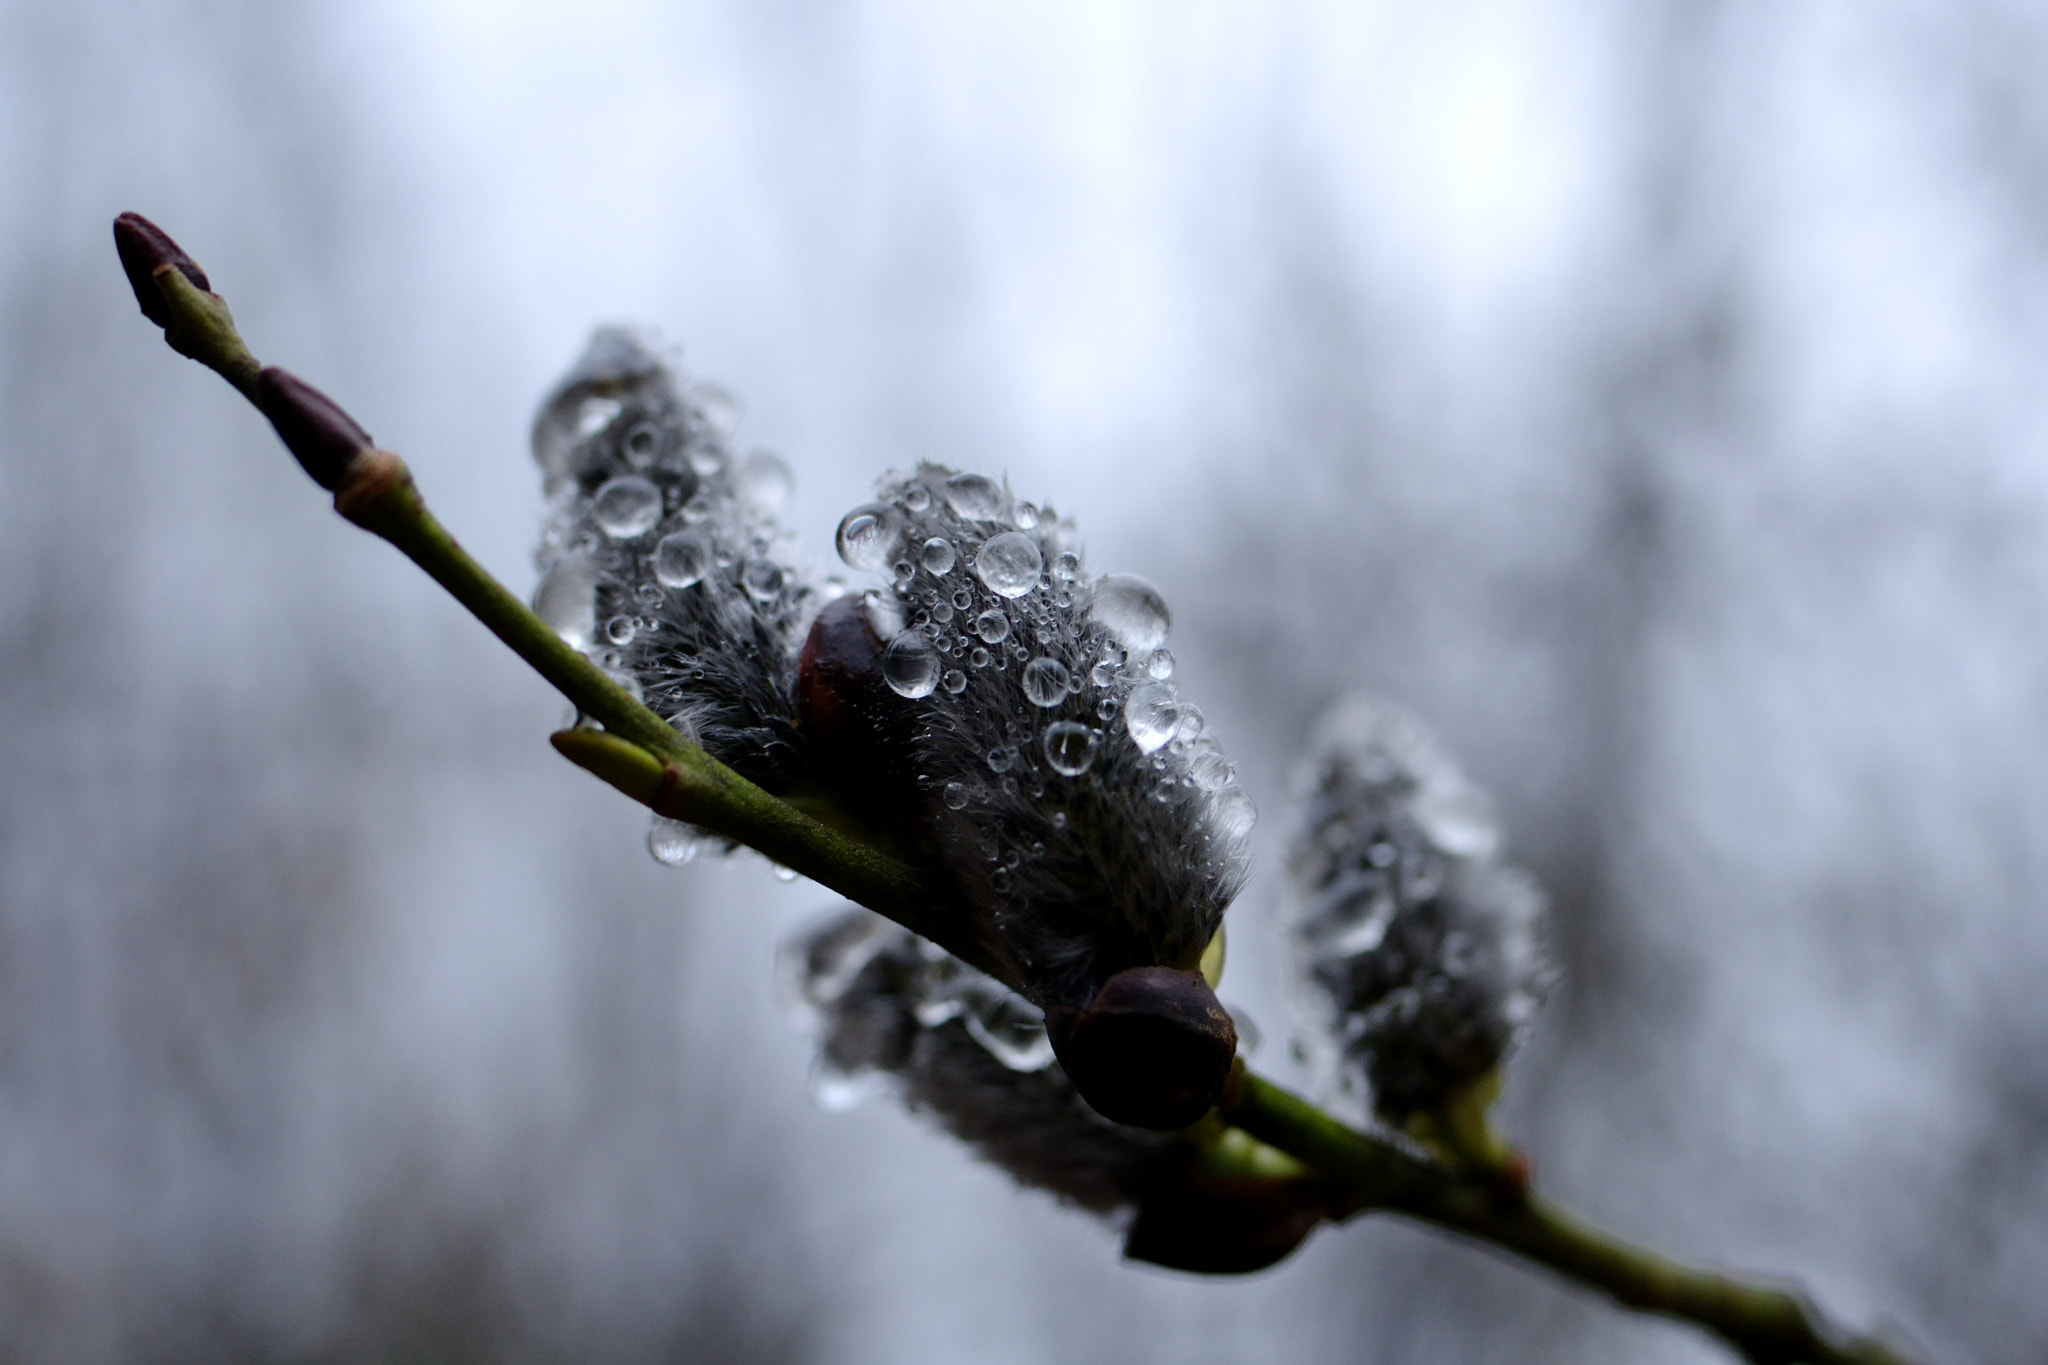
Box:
[739,450,793,511]
[943,473,1006,520]
[1096,696,1120,720]
[772,863,800,883]
[921,537,957,575]
[976,533,1043,598]
[987,747,1014,774]
[974,609,1010,644]
[963,993,1056,1071]
[647,814,700,866]
[1089,659,1118,688]
[1368,842,1399,869]
[624,422,663,467]
[1412,784,1501,860]
[931,601,953,624]
[534,560,597,649]
[687,445,725,476]
[1147,649,1175,680]
[810,1065,876,1112]
[605,615,638,645]
[901,483,932,512]
[1089,576,1171,659]
[1042,722,1098,776]
[1189,750,1234,792]
[653,530,711,589]
[969,647,993,669]
[1012,502,1040,529]
[1052,552,1081,583]
[941,781,970,810]
[742,559,785,602]
[1213,788,1257,840]
[883,630,941,698]
[836,505,900,570]
[989,866,1013,893]
[942,669,968,695]
[594,476,663,538]
[576,395,622,437]
[1174,704,1206,744]
[1021,657,1070,707]
[1125,683,1180,753]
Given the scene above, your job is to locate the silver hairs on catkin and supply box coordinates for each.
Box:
[530,329,812,793]
[788,907,1176,1216]
[1288,694,1553,1121]
[831,466,1256,1008]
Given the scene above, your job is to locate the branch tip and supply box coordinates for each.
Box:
[112,213,210,328]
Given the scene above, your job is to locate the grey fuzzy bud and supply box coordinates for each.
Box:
[788,908,1175,1215]
[1288,695,1552,1121]
[823,466,1254,1013]
[530,329,812,790]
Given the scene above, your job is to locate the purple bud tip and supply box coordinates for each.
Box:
[255,367,375,491]
[1046,966,1238,1130]
[112,213,212,328]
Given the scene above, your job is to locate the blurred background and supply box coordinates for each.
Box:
[3,1,2046,1360]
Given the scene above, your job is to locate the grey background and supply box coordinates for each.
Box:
[3,1,2044,1360]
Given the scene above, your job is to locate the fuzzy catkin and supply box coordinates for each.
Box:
[1288,695,1553,1120]
[789,907,1177,1216]
[831,466,1256,1010]
[531,329,813,789]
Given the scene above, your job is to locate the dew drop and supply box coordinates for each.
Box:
[901,483,932,512]
[883,630,941,698]
[738,451,793,511]
[534,560,597,649]
[772,863,800,882]
[1089,659,1118,688]
[942,669,968,695]
[1042,721,1098,777]
[969,647,993,669]
[976,532,1043,598]
[647,814,700,866]
[943,473,1006,520]
[742,559,785,602]
[943,781,970,810]
[1021,657,1071,707]
[1096,696,1120,721]
[1125,682,1180,753]
[1012,502,1040,529]
[605,615,638,646]
[653,530,710,589]
[1051,552,1080,583]
[974,609,1011,644]
[576,395,622,437]
[624,422,662,467]
[987,747,1014,774]
[836,504,900,570]
[1213,788,1258,840]
[1189,749,1234,792]
[921,537,957,575]
[1147,649,1175,680]
[594,476,663,538]
[687,445,725,476]
[1088,574,1171,652]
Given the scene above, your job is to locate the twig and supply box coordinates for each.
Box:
[110,212,1924,1365]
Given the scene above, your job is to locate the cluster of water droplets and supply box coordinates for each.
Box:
[831,465,1254,994]
[1287,695,1552,1121]
[530,328,814,864]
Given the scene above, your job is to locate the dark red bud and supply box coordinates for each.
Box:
[796,595,924,831]
[112,213,211,328]
[1045,966,1237,1130]
[255,367,375,491]
[1123,1176,1332,1275]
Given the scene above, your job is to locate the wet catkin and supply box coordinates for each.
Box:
[1288,695,1552,1121]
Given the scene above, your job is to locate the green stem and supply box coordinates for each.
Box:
[119,216,1921,1365]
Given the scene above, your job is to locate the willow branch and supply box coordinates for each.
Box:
[112,212,1922,1365]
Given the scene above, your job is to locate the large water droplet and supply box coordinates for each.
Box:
[1042,721,1098,776]
[943,781,970,810]
[1089,574,1171,652]
[974,609,1010,644]
[901,483,932,512]
[739,450,793,511]
[942,669,968,695]
[963,992,1056,1071]
[1146,649,1175,681]
[654,530,710,589]
[534,560,597,649]
[1124,683,1179,753]
[921,537,957,575]
[594,476,662,538]
[647,814,701,866]
[1212,788,1257,840]
[836,504,900,570]
[943,473,1006,520]
[1189,749,1234,792]
[975,532,1043,598]
[883,630,941,698]
[1021,657,1070,707]
[742,559,786,602]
